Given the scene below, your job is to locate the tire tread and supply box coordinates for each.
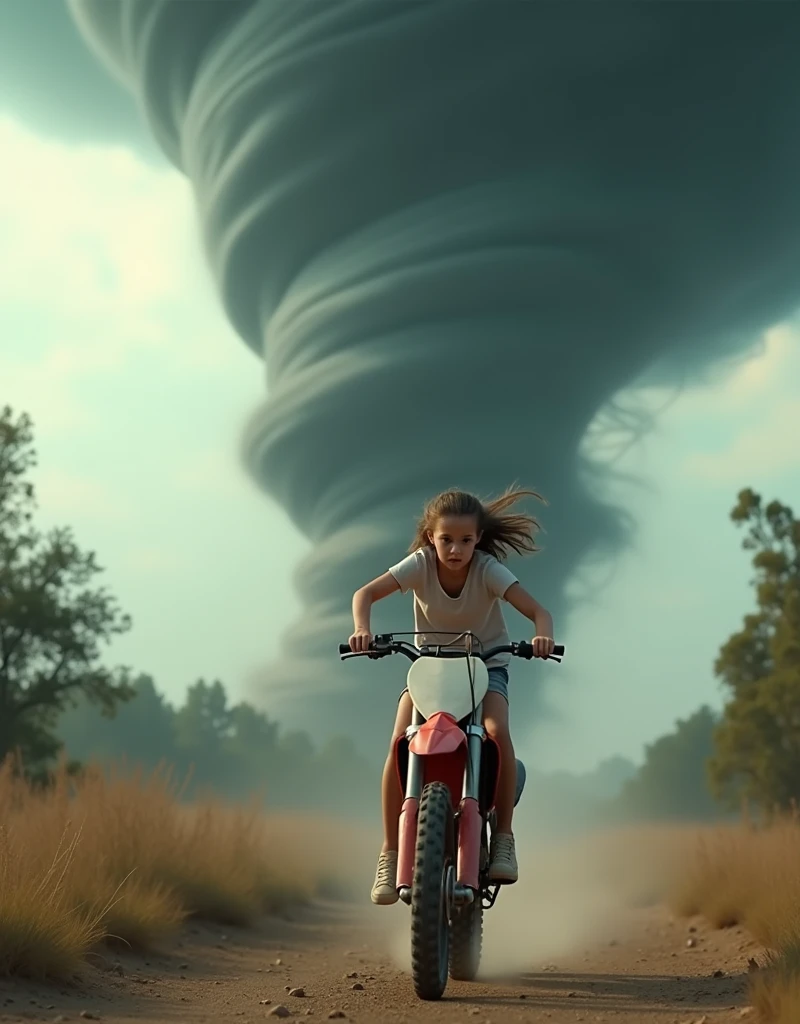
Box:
[410,782,453,1000]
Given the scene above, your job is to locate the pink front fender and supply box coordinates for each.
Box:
[408,712,466,756]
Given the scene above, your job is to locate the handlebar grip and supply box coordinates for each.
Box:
[517,641,565,659]
[338,643,351,655]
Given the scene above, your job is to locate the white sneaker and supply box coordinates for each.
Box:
[371,851,399,905]
[488,832,518,883]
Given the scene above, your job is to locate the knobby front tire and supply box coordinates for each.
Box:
[411,781,454,1000]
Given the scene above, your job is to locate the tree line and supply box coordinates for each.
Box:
[1,404,798,822]
[55,673,375,811]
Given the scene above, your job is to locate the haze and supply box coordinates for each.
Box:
[1,2,799,777]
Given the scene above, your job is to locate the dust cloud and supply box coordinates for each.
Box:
[367,823,683,978]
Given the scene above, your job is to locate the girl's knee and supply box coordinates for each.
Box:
[389,694,413,747]
[483,693,510,741]
[484,717,511,745]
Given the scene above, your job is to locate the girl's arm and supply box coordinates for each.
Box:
[350,572,401,651]
[502,582,555,658]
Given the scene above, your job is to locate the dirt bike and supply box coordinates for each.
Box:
[338,631,565,1001]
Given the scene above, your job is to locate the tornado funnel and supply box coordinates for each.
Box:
[67,1,800,760]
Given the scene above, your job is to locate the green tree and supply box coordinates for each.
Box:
[224,701,279,778]
[173,678,233,787]
[0,407,134,769]
[614,706,723,821]
[708,488,800,811]
[58,673,176,769]
[174,679,230,749]
[587,755,638,800]
[227,701,279,755]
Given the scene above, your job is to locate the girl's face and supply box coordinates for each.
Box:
[427,515,482,570]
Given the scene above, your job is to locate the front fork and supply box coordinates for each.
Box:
[396,706,485,906]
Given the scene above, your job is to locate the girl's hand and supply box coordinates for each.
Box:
[349,628,373,653]
[532,635,555,659]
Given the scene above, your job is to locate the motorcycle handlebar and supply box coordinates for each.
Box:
[337,639,565,662]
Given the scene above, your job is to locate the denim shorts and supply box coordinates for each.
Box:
[399,665,509,704]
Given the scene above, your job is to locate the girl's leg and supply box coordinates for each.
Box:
[372,691,413,905]
[483,690,519,883]
[381,690,413,851]
[483,691,515,832]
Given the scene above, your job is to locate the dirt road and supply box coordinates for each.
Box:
[0,897,761,1024]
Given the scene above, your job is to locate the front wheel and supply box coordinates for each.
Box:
[411,781,454,1001]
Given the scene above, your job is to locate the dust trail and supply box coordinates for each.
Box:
[479,844,627,976]
[372,825,687,978]
[372,843,626,977]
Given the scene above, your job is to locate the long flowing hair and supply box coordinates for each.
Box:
[409,485,546,561]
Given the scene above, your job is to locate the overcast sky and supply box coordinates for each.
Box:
[1,109,798,772]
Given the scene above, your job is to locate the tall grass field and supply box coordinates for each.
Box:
[2,754,799,1024]
[0,758,368,979]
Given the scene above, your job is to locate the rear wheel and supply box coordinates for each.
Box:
[450,816,488,981]
[411,782,454,1001]
[449,898,483,980]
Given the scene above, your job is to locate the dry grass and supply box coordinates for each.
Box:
[520,817,800,1022]
[526,817,800,1021]
[666,826,756,928]
[660,815,800,1023]
[749,944,800,1024]
[581,823,701,909]
[0,759,363,981]
[0,825,105,979]
[663,818,800,948]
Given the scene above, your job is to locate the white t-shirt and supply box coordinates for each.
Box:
[388,546,519,668]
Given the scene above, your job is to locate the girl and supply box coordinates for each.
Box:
[348,486,555,906]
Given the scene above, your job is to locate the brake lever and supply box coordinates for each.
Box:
[339,648,392,661]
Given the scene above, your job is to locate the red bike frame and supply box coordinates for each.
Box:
[395,706,500,897]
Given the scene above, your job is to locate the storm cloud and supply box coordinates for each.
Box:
[65,0,800,758]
